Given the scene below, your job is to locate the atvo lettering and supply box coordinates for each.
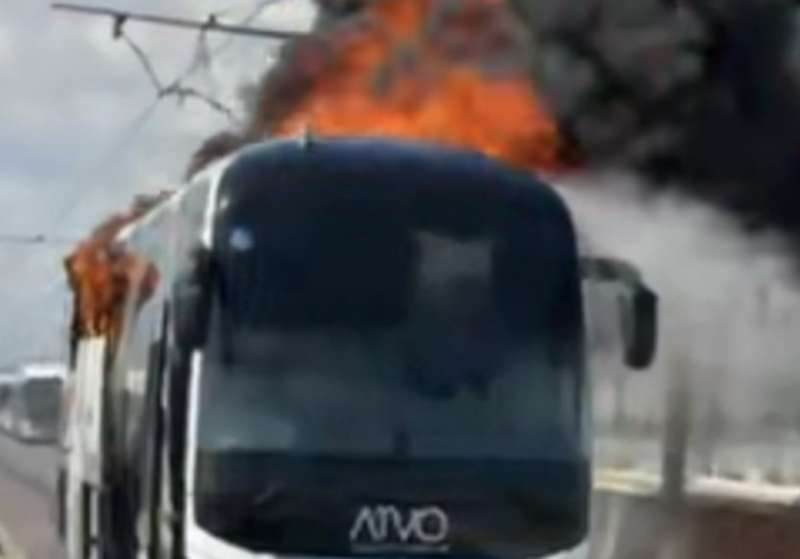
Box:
[349,505,449,545]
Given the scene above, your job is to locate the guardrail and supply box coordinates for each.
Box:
[594,468,800,510]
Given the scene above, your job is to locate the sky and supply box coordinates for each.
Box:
[0,0,316,364]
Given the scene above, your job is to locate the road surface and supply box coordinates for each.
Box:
[0,434,62,559]
[0,429,797,559]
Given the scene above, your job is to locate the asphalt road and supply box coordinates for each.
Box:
[0,433,62,559]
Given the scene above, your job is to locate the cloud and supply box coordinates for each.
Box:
[0,0,316,362]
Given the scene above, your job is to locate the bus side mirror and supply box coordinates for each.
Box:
[173,247,211,350]
[581,256,659,370]
[619,284,658,370]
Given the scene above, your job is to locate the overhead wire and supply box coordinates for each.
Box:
[0,97,159,276]
[0,100,161,353]
[167,0,289,112]
[0,27,170,349]
[50,99,161,232]
[118,28,240,123]
[4,0,295,364]
[43,1,287,231]
[0,234,79,246]
[203,0,289,59]
[122,33,164,91]
[1,272,73,367]
[113,0,292,125]
[0,8,213,346]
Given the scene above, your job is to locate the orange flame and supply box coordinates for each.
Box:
[64,193,169,353]
[257,0,572,171]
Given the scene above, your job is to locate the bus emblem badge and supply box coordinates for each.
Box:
[350,505,449,549]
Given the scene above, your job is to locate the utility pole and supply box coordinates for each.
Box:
[51,3,305,41]
[612,369,628,432]
[662,353,690,502]
[661,321,693,504]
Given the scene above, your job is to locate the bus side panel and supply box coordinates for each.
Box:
[65,337,107,559]
[69,337,107,486]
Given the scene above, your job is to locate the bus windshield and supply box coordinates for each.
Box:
[198,233,582,460]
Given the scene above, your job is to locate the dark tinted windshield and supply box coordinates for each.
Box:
[200,233,582,460]
[198,140,585,461]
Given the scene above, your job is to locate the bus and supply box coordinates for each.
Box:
[0,363,66,443]
[57,137,657,559]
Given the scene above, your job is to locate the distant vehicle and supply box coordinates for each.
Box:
[0,363,66,443]
[0,373,15,433]
[57,137,658,559]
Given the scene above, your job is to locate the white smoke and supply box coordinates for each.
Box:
[554,171,800,483]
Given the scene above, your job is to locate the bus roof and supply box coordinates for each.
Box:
[221,136,574,228]
[113,135,577,257]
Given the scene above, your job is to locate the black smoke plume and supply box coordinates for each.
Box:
[190,0,800,243]
[510,0,800,237]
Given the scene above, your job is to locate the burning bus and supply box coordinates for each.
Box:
[52,2,660,556]
[56,135,657,559]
